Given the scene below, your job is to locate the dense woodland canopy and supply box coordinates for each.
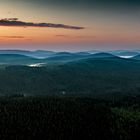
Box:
[0,96,139,140]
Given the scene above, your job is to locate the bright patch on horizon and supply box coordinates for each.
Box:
[28,63,45,67]
[119,56,135,59]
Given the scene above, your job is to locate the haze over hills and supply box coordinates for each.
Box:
[0,51,140,99]
[0,50,140,65]
[0,50,55,59]
[109,50,140,58]
[0,54,40,65]
[45,52,117,63]
[0,49,140,58]
[132,54,140,60]
[87,52,116,58]
[45,52,91,62]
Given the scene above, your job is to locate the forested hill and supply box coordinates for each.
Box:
[0,56,140,99]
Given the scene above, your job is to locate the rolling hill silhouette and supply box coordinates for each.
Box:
[109,50,140,57]
[45,52,91,62]
[0,54,39,65]
[0,50,55,58]
[0,54,140,99]
[132,54,140,60]
[88,52,115,58]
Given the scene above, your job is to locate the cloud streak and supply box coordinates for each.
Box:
[0,36,25,39]
[55,35,96,39]
[0,18,84,30]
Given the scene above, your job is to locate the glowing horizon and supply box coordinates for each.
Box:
[0,0,140,51]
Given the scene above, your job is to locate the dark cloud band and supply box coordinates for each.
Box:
[0,36,25,39]
[55,35,96,39]
[0,18,84,30]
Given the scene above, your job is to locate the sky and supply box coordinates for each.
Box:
[0,0,140,51]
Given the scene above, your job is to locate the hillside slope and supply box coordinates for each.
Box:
[0,57,140,99]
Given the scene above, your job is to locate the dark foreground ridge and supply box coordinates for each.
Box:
[0,96,139,140]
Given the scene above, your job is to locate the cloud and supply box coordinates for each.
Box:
[55,35,96,39]
[0,18,84,30]
[0,36,25,39]
[56,35,70,37]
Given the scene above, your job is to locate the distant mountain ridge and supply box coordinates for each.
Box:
[132,54,140,60]
[87,52,115,58]
[0,50,139,65]
[0,54,39,65]
[0,50,55,58]
[0,49,139,58]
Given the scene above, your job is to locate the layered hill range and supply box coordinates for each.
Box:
[0,50,140,66]
[1,50,140,98]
